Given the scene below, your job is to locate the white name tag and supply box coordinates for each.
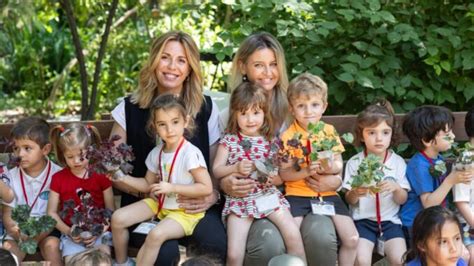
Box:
[311,200,335,216]
[377,236,385,256]
[255,194,279,213]
[133,221,158,234]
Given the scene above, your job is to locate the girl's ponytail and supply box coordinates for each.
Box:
[49,123,100,167]
[354,98,399,147]
[85,124,102,147]
[374,98,395,118]
[50,125,67,166]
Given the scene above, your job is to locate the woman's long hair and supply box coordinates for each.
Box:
[229,32,289,130]
[131,31,203,117]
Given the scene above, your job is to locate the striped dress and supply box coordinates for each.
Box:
[220,133,289,219]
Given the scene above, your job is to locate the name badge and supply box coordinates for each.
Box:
[255,194,279,213]
[133,221,158,234]
[311,200,335,216]
[377,235,385,256]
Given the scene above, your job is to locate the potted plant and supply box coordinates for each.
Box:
[86,135,134,180]
[59,197,113,240]
[10,205,57,254]
[350,154,389,195]
[281,121,352,171]
[452,142,473,172]
[238,138,281,184]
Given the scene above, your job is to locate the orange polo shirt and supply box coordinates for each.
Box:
[280,121,344,197]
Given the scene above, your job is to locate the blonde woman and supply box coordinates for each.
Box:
[110,31,226,265]
[220,32,340,266]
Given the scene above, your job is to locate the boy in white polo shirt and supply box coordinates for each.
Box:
[2,117,62,264]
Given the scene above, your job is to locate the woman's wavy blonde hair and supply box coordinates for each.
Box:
[228,32,289,130]
[131,31,203,117]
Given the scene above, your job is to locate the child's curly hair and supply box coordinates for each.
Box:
[354,99,400,147]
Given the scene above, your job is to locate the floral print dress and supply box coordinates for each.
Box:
[220,133,289,219]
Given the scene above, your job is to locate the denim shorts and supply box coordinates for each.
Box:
[60,231,112,257]
[355,219,405,244]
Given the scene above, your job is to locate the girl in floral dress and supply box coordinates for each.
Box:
[213,82,305,266]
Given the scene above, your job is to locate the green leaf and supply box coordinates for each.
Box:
[449,36,461,48]
[464,87,474,101]
[216,52,225,62]
[320,21,339,30]
[357,76,374,88]
[347,54,362,63]
[360,57,378,68]
[421,87,434,101]
[333,87,346,104]
[337,72,354,82]
[20,239,38,255]
[440,61,451,72]
[367,45,383,56]
[387,32,401,44]
[400,75,412,88]
[352,41,368,51]
[379,11,396,23]
[434,64,442,76]
[427,46,439,56]
[335,9,355,21]
[341,63,358,74]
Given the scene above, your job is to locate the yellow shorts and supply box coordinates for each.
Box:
[142,198,204,236]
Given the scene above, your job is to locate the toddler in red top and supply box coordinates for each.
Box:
[47,123,114,264]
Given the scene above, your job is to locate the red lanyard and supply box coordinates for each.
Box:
[156,138,185,214]
[419,150,446,207]
[364,149,388,236]
[20,161,51,210]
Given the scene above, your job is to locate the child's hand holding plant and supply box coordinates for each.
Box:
[237,159,254,177]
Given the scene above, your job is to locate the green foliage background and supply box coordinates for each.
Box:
[0,0,473,121]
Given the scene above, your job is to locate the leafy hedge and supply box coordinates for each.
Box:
[0,1,472,120]
[199,0,474,114]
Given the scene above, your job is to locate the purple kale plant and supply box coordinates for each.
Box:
[87,135,134,180]
[60,198,113,239]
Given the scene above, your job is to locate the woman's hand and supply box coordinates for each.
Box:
[305,173,342,193]
[220,173,256,198]
[177,191,218,214]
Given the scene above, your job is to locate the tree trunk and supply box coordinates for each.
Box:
[85,0,119,120]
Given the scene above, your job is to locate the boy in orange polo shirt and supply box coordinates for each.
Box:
[280,73,359,266]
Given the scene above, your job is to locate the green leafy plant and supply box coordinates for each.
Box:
[11,205,57,255]
[350,154,389,194]
[452,142,473,171]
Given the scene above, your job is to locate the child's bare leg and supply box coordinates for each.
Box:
[384,237,406,266]
[136,218,185,266]
[3,239,25,262]
[226,214,253,266]
[40,236,62,266]
[355,238,374,266]
[112,201,155,264]
[468,245,473,266]
[332,215,358,266]
[294,216,304,228]
[268,209,306,263]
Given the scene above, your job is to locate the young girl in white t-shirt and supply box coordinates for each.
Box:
[111,94,213,266]
[343,100,410,266]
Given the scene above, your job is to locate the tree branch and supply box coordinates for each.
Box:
[59,0,89,120]
[85,0,119,120]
